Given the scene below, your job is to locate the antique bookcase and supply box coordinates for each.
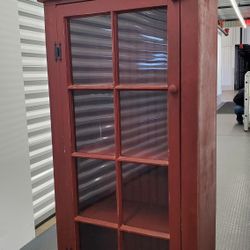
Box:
[39,0,217,250]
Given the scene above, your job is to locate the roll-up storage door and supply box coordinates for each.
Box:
[17,0,55,226]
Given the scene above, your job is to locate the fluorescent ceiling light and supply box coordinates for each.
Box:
[230,0,247,28]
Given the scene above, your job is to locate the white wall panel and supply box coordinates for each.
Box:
[217,32,222,98]
[243,27,250,44]
[17,0,55,226]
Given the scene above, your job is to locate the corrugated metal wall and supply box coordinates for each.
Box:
[17,0,55,226]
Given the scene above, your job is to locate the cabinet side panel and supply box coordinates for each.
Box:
[44,4,78,250]
[181,0,199,249]
[181,0,217,250]
[197,1,217,250]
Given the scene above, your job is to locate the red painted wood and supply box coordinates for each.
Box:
[180,1,217,250]
[115,84,168,90]
[120,225,170,240]
[118,156,169,167]
[55,0,169,19]
[75,216,118,229]
[72,151,115,160]
[43,4,78,250]
[38,0,91,3]
[68,84,114,90]
[43,1,181,249]
[41,0,216,250]
[112,12,123,250]
[56,9,81,250]
[167,1,181,250]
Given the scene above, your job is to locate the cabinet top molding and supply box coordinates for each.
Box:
[38,0,94,3]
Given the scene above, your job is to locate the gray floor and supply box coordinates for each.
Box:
[216,114,250,250]
[20,225,57,250]
[21,114,250,250]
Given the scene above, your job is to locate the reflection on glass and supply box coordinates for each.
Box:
[70,15,113,84]
[79,223,117,250]
[120,91,168,160]
[123,232,169,250]
[77,158,117,223]
[73,91,115,154]
[118,8,167,84]
[122,163,169,233]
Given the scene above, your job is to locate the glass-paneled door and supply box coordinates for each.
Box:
[55,1,180,249]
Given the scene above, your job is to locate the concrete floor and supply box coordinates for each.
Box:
[22,113,250,250]
[216,114,250,250]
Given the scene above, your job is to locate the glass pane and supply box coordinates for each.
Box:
[118,8,167,84]
[123,232,169,250]
[120,91,168,160]
[77,158,117,223]
[122,163,169,233]
[79,223,117,250]
[73,91,115,155]
[70,15,113,84]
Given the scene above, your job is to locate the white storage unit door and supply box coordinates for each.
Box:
[17,0,55,226]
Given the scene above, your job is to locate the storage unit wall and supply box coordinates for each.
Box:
[39,0,217,250]
[18,0,55,226]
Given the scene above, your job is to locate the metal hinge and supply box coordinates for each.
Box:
[54,43,62,61]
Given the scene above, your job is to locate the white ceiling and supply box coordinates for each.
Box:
[218,0,250,20]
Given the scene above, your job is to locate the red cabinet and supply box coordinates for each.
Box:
[39,0,217,249]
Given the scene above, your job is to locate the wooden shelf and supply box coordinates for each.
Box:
[75,216,118,230]
[115,84,168,90]
[118,156,169,167]
[122,231,169,250]
[72,152,115,161]
[68,84,114,90]
[75,198,169,240]
[120,225,170,240]
[68,84,168,91]
[123,201,169,236]
[77,197,118,226]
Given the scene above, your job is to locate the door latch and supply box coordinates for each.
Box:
[54,43,62,61]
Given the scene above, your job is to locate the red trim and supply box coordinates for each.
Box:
[72,152,115,160]
[68,84,114,90]
[118,156,169,167]
[75,216,118,229]
[168,1,181,250]
[56,0,168,18]
[112,13,123,250]
[115,84,168,90]
[44,4,79,249]
[120,225,170,240]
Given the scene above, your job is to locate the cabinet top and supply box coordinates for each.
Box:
[38,0,89,4]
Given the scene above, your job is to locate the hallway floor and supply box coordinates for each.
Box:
[216,114,250,250]
[21,113,250,250]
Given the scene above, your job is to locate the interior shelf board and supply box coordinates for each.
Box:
[75,216,118,230]
[115,84,168,90]
[123,201,169,235]
[120,225,170,240]
[78,196,117,220]
[118,156,169,166]
[68,84,114,90]
[72,152,116,160]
